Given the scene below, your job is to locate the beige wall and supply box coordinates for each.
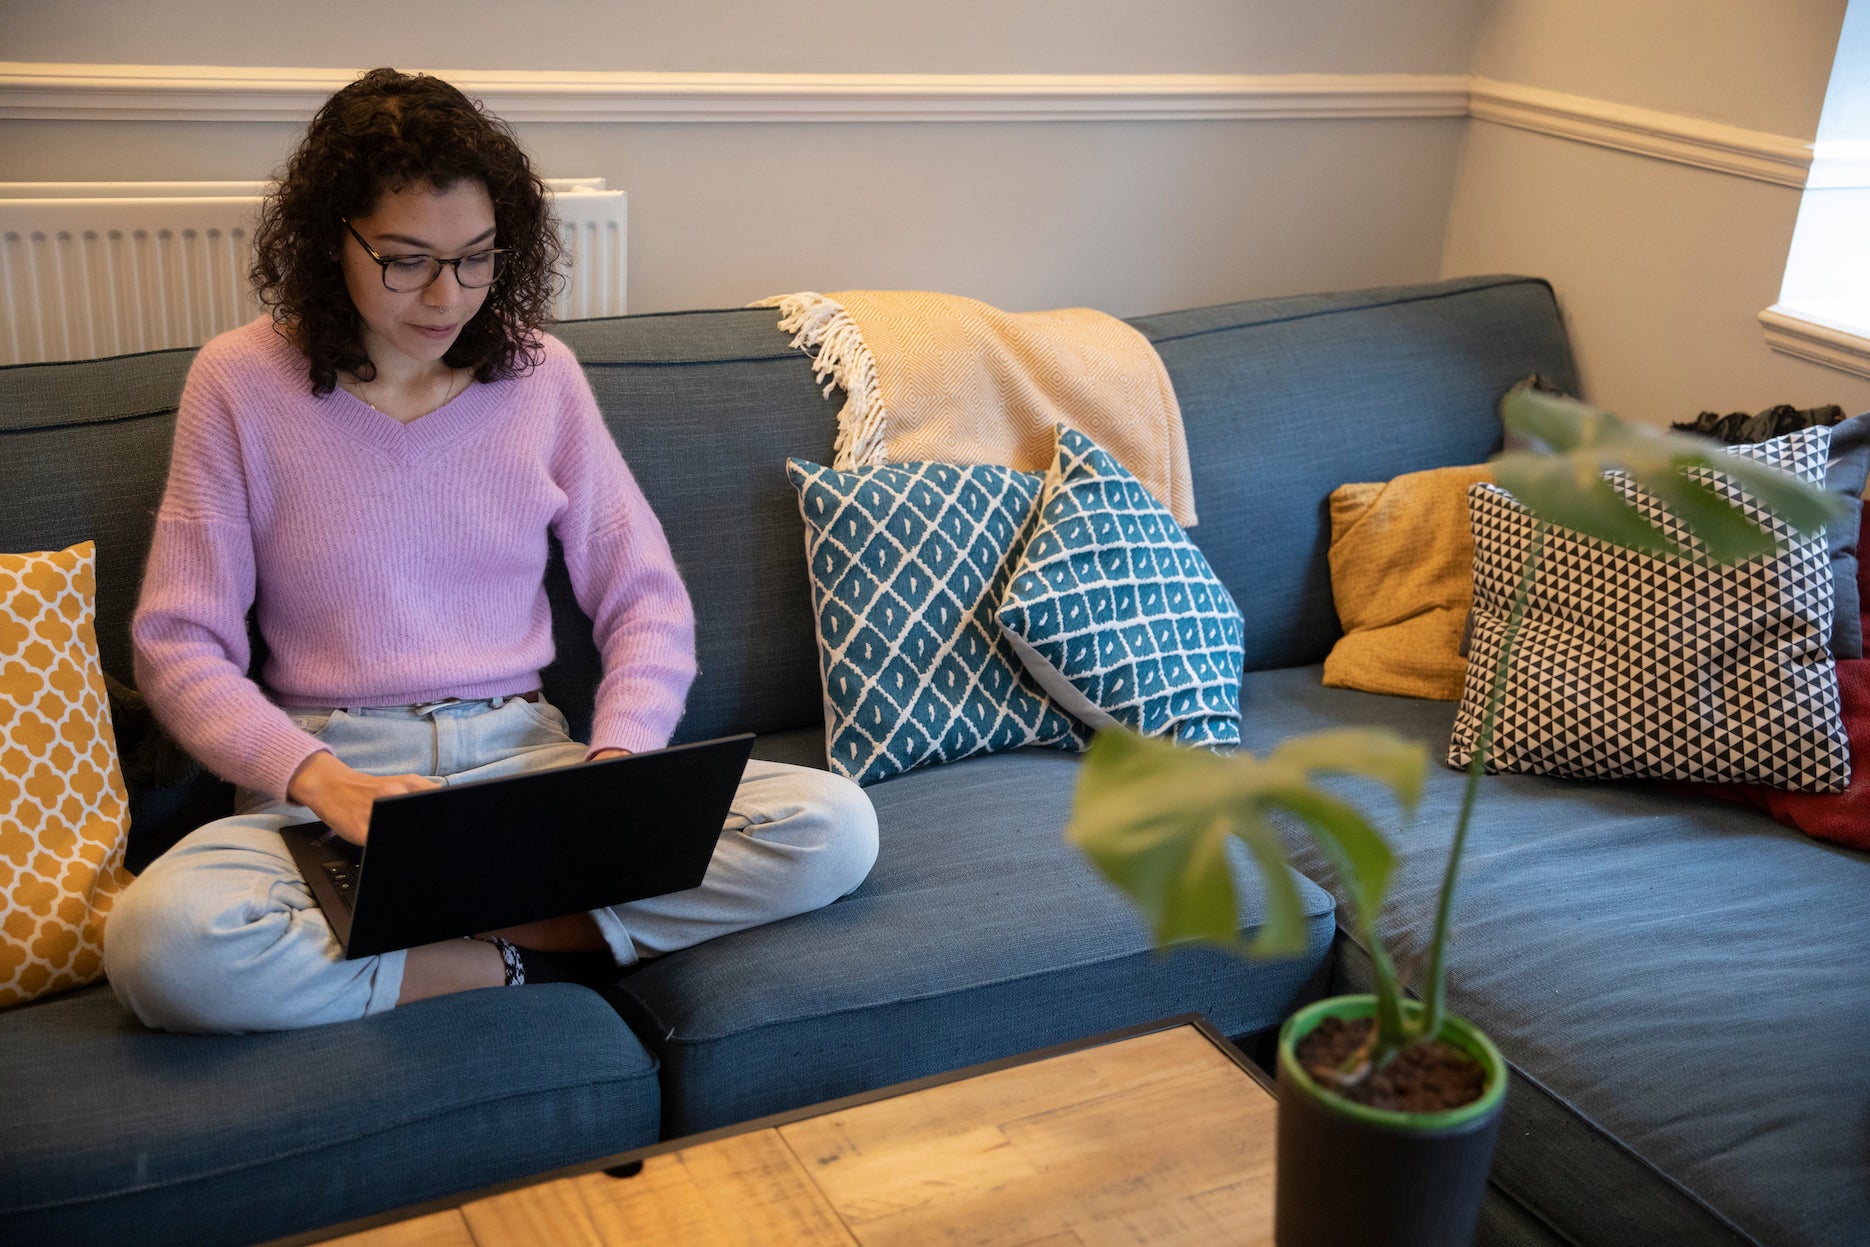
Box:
[3,0,1481,74]
[1469,0,1843,135]
[1445,0,1870,423]
[0,115,1466,318]
[0,0,1480,315]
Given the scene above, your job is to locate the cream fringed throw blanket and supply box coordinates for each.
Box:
[755,290,1198,526]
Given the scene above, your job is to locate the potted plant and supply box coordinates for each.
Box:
[1066,384,1845,1247]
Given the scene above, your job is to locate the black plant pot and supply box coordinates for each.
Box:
[1275,995,1507,1247]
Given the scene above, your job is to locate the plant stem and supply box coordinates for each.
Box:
[1363,911,1407,1065]
[1420,520,1546,1043]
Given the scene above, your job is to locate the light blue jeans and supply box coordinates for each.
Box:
[104,697,878,1034]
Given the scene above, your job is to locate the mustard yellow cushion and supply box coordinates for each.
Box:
[1323,464,1494,701]
[0,542,133,1007]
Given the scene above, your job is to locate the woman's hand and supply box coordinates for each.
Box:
[286,750,441,845]
[589,747,631,762]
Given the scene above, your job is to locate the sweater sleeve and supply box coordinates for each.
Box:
[131,344,330,799]
[547,346,699,754]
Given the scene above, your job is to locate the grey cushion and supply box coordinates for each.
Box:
[0,984,661,1247]
[1238,665,1870,1247]
[609,733,1336,1135]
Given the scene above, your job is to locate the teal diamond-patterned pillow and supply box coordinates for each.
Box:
[996,426,1245,745]
[787,457,1089,785]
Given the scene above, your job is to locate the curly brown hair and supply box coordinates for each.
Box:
[250,68,565,395]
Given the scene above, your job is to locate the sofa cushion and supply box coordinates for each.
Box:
[0,983,661,1247]
[1240,664,1870,1247]
[609,735,1335,1136]
[998,426,1244,745]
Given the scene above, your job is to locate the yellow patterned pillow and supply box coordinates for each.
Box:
[1323,464,1494,701]
[0,542,133,1007]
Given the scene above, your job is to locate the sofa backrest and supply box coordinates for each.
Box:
[1,274,1572,859]
[553,274,1574,744]
[1130,275,1574,673]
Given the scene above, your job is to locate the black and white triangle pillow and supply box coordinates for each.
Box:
[1449,424,1850,792]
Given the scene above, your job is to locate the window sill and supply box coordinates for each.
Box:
[1760,303,1870,380]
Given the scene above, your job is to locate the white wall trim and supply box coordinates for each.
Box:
[1468,77,1812,189]
[0,62,1819,187]
[1759,304,1870,380]
[0,63,1471,124]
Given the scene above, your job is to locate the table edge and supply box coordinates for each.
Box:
[263,1010,1274,1247]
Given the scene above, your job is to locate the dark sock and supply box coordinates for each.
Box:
[485,937,615,987]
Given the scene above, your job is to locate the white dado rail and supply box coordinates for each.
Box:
[0,63,1473,124]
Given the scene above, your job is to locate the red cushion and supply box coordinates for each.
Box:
[1684,508,1870,849]
[1698,660,1870,850]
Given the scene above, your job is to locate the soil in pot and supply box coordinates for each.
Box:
[1296,1016,1486,1113]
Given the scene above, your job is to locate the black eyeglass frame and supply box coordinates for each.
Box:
[341,219,507,292]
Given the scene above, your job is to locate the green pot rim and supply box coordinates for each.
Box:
[1277,994,1507,1132]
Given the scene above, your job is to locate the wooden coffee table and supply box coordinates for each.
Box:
[299,1015,1278,1247]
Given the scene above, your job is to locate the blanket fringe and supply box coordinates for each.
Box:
[753,292,889,469]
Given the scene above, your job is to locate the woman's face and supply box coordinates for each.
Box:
[340,179,497,374]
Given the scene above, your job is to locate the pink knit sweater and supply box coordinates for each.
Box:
[133,317,697,799]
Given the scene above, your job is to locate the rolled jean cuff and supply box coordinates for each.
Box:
[590,907,639,968]
[363,948,409,1016]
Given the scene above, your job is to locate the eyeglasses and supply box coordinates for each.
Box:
[342,220,506,293]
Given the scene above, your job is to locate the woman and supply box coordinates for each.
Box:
[105,68,877,1033]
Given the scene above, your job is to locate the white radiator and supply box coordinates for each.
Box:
[0,179,627,365]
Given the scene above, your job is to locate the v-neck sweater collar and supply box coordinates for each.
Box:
[254,318,506,461]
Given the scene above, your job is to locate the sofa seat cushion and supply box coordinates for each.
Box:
[0,983,661,1247]
[1239,665,1870,1247]
[611,733,1335,1136]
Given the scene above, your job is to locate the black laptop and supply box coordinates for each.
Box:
[279,733,755,959]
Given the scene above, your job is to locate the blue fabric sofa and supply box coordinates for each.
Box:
[3,274,1863,1247]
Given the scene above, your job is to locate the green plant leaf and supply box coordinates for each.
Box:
[1255,783,1394,942]
[1257,728,1422,938]
[1234,819,1316,958]
[1066,727,1424,964]
[1496,387,1845,565]
[1068,731,1249,951]
[1492,452,1681,554]
[1264,728,1428,810]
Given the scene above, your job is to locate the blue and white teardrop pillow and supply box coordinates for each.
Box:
[996,426,1244,746]
[787,457,1090,786]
